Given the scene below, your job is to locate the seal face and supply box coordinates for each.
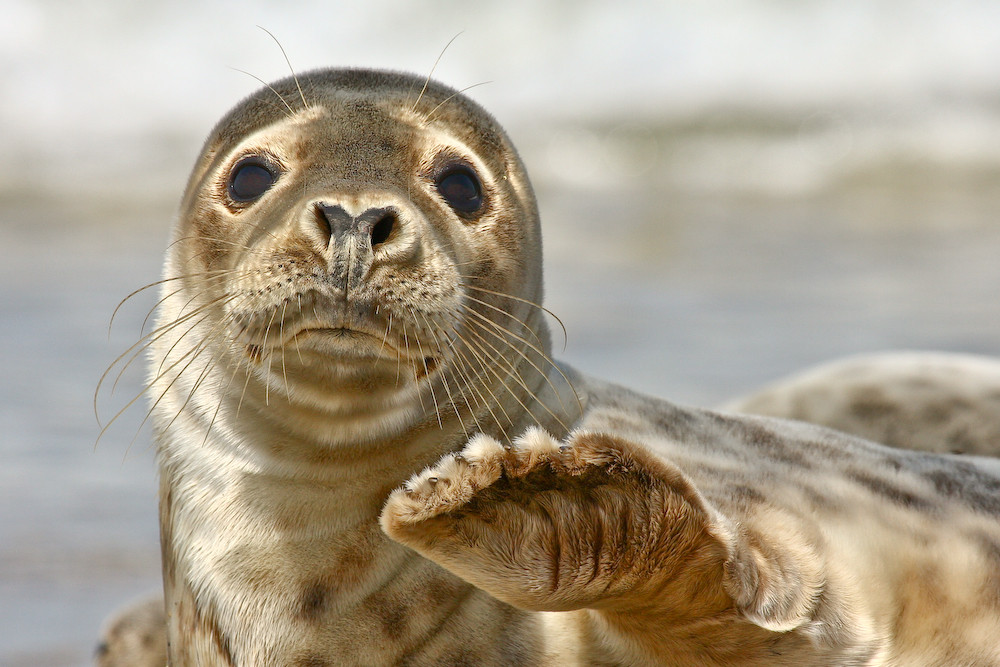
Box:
[158,69,567,452]
[104,68,1000,666]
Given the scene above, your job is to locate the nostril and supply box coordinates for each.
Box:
[315,205,332,239]
[370,212,396,249]
[316,202,354,241]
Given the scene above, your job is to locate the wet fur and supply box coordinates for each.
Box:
[97,69,1000,666]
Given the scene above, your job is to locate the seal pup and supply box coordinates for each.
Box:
[147,67,580,666]
[111,68,1000,665]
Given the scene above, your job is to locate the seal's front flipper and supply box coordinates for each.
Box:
[381,427,830,661]
[382,427,728,614]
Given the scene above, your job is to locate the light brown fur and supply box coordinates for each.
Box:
[727,352,1000,457]
[99,69,1000,666]
[95,594,167,667]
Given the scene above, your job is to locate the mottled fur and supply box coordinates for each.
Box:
[727,352,1000,457]
[98,70,1000,666]
[385,380,1000,665]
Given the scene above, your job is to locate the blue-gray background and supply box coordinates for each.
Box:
[2,1,999,664]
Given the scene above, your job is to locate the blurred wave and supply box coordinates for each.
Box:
[2,0,999,199]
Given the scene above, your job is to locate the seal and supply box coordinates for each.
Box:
[102,68,1000,665]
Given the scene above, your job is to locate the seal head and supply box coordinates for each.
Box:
[161,69,553,450]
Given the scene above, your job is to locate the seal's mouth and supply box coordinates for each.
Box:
[298,326,381,341]
[287,325,399,355]
[244,325,440,374]
[234,314,389,352]
[298,328,441,373]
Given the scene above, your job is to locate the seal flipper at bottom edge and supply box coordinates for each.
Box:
[380,426,883,666]
[94,593,167,667]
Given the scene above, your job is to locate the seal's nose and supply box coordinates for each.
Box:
[313,202,407,292]
[316,203,398,251]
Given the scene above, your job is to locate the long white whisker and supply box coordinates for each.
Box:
[462,316,571,434]
[462,281,570,351]
[461,304,581,419]
[416,311,469,439]
[411,32,463,113]
[230,67,296,118]
[447,331,514,441]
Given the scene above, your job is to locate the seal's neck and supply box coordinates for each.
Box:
[155,345,581,664]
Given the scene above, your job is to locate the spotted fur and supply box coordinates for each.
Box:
[727,352,1000,457]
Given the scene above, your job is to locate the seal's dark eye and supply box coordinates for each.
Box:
[228,158,277,203]
[435,166,483,215]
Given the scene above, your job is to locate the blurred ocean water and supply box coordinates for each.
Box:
[2,2,999,664]
[4,0,1000,198]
